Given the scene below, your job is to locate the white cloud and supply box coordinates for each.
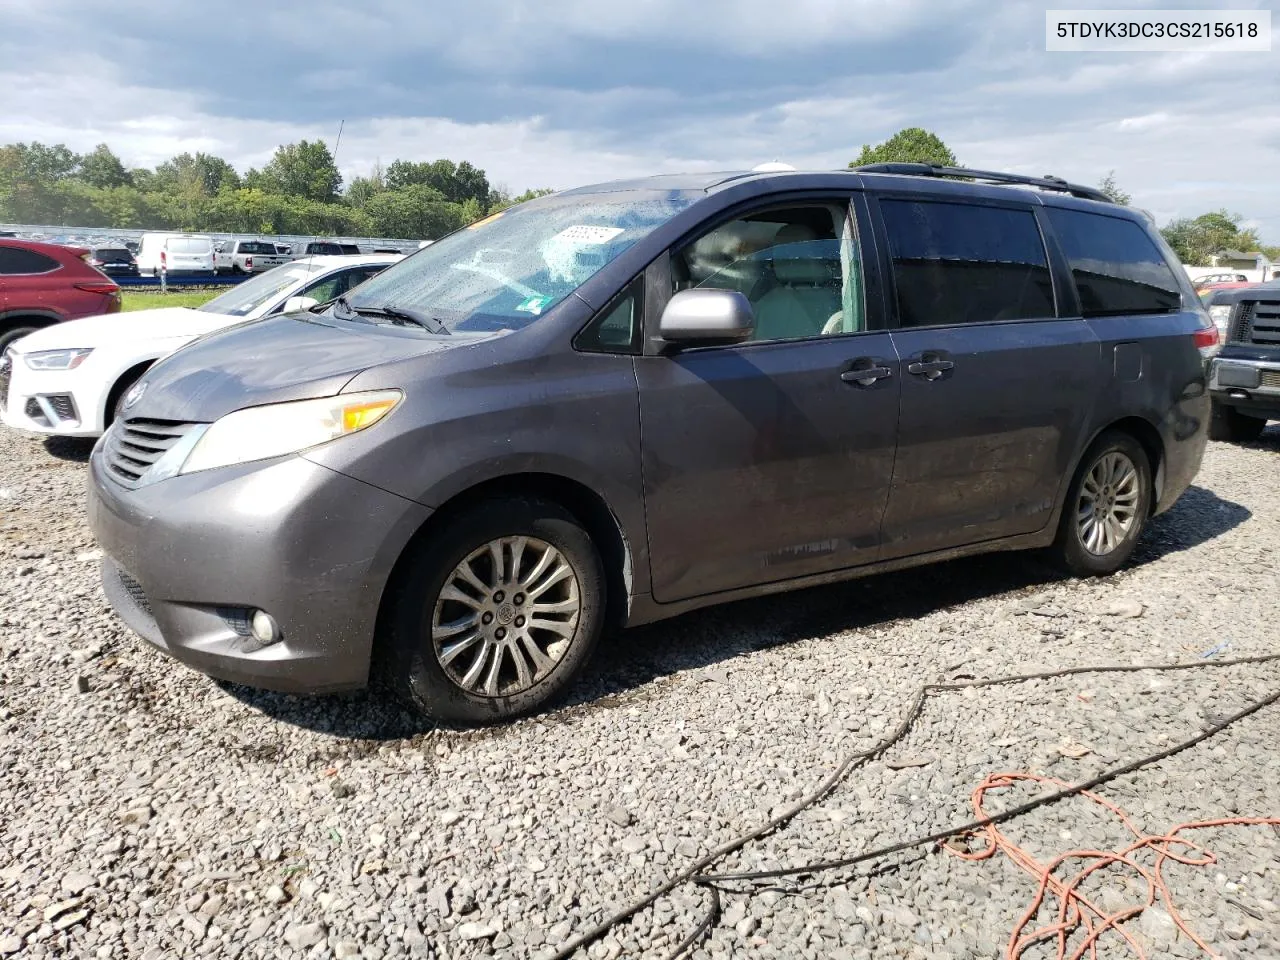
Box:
[1,1,1277,241]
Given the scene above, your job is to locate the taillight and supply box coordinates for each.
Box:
[1193,325,1220,359]
[75,281,120,296]
[245,257,253,270]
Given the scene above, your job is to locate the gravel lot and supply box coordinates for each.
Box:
[2,424,1279,960]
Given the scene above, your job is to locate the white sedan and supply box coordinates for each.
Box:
[0,254,399,438]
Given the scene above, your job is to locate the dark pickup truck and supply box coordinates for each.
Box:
[1206,282,1280,441]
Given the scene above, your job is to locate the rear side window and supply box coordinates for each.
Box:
[880,200,1054,328]
[0,247,60,275]
[1046,208,1182,317]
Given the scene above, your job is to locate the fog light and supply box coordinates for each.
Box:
[250,610,280,645]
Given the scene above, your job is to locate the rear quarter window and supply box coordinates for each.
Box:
[1046,208,1182,317]
[0,247,61,274]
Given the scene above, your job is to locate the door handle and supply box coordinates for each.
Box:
[841,361,894,387]
[907,358,955,380]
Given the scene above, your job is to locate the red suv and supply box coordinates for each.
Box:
[0,239,122,353]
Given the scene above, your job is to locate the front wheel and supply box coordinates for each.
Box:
[1208,401,1267,443]
[384,498,605,725]
[1051,430,1152,577]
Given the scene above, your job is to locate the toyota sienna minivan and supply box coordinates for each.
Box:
[88,165,1214,724]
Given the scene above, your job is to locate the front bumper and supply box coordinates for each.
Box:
[0,355,102,437]
[1209,356,1280,420]
[88,450,432,694]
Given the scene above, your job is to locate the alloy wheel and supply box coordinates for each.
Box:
[1076,451,1141,556]
[431,536,581,697]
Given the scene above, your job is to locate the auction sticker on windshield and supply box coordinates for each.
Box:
[551,225,625,245]
[515,295,554,314]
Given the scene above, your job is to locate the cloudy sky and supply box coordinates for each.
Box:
[2,0,1277,239]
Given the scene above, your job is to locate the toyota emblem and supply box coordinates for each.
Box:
[122,380,147,409]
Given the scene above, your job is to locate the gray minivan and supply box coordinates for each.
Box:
[87,165,1215,723]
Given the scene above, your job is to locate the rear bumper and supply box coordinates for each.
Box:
[1209,356,1280,420]
[88,449,432,694]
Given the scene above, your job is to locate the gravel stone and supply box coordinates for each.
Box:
[283,921,326,949]
[4,421,1280,960]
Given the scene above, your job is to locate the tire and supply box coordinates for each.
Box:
[384,498,606,725]
[0,326,39,354]
[1051,430,1152,577]
[1208,401,1266,443]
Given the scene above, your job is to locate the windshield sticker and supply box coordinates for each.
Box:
[551,225,625,245]
[467,211,505,230]
[515,295,554,315]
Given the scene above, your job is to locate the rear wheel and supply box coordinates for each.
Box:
[1051,430,1152,577]
[1208,401,1267,443]
[384,498,605,725]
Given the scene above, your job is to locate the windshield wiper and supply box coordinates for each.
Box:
[328,295,361,319]
[354,303,451,335]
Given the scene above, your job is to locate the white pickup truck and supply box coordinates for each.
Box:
[214,239,292,274]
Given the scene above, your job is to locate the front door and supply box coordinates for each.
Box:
[871,196,1103,559]
[637,197,902,603]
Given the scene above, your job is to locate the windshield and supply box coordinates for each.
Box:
[197,264,320,317]
[346,191,697,333]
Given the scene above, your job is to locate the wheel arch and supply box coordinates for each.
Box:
[103,359,158,427]
[1073,415,1166,510]
[0,310,62,333]
[374,471,635,652]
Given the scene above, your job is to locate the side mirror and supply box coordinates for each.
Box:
[659,289,754,346]
[282,295,319,313]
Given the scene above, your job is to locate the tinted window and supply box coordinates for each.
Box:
[1046,208,1181,317]
[93,248,133,263]
[0,247,60,275]
[237,241,277,255]
[672,203,865,343]
[881,200,1054,328]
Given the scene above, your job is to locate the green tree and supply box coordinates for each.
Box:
[385,158,491,206]
[1161,210,1262,266]
[345,162,386,209]
[364,184,467,239]
[151,152,240,197]
[259,140,342,203]
[1097,171,1131,205]
[849,127,957,168]
[77,144,133,189]
[486,187,555,213]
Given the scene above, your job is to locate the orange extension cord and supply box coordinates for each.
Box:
[944,772,1280,960]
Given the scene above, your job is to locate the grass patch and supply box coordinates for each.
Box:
[121,290,219,312]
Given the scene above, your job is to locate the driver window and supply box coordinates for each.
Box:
[670,202,864,342]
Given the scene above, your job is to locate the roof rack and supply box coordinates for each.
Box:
[854,163,1111,203]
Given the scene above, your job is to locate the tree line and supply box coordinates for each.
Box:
[2,130,1275,263]
[0,140,552,240]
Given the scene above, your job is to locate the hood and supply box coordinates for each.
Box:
[11,307,239,353]
[127,312,457,423]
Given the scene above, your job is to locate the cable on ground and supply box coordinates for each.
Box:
[545,653,1280,960]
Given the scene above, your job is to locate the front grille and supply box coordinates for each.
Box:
[47,394,77,423]
[104,418,195,488]
[1261,370,1280,390]
[1233,299,1280,346]
[117,568,153,616]
[24,398,50,428]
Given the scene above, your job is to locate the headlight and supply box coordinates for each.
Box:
[176,389,402,475]
[25,348,93,370]
[1208,304,1232,339]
